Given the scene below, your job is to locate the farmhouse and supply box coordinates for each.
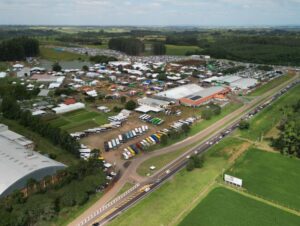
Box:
[0,124,65,197]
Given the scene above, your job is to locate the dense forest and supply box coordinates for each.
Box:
[272,100,300,157]
[0,37,39,61]
[108,38,145,55]
[1,26,300,65]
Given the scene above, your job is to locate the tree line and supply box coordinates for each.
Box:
[0,81,80,157]
[272,99,300,158]
[0,37,39,61]
[108,38,145,55]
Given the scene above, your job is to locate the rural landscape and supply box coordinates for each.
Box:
[0,1,300,226]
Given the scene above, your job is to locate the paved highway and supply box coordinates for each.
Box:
[75,75,299,226]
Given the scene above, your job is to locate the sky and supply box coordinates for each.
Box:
[0,0,300,26]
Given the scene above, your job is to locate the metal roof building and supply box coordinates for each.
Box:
[180,86,230,107]
[0,124,66,198]
[155,84,204,101]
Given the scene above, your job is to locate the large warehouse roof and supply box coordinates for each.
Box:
[185,86,227,101]
[0,125,65,197]
[155,84,204,100]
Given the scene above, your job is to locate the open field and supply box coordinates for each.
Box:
[190,102,243,136]
[0,117,78,165]
[48,109,110,133]
[166,45,200,55]
[108,137,246,226]
[238,83,300,141]
[40,46,88,61]
[179,187,300,226]
[228,148,300,211]
[248,74,294,97]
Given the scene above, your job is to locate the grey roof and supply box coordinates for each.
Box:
[138,97,170,107]
[185,86,226,101]
[0,126,65,197]
[155,84,204,100]
[38,89,50,97]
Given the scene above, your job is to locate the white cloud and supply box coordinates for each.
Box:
[0,0,299,25]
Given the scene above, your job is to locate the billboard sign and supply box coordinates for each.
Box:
[224,174,243,187]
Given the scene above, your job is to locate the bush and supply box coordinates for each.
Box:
[239,120,250,130]
[186,159,195,171]
[52,62,62,72]
[125,100,137,110]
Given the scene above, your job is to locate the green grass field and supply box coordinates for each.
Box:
[179,187,300,226]
[40,46,88,61]
[239,83,300,141]
[48,109,110,132]
[109,139,244,226]
[228,148,300,211]
[248,74,294,97]
[190,102,243,136]
[166,45,200,56]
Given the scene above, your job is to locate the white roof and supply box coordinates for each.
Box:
[0,127,65,197]
[0,72,7,78]
[32,110,46,116]
[203,76,220,83]
[109,61,131,67]
[231,78,258,89]
[156,84,204,100]
[219,75,242,84]
[13,64,24,68]
[135,105,162,113]
[53,102,85,114]
[86,90,98,97]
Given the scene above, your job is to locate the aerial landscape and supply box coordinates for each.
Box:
[0,1,300,226]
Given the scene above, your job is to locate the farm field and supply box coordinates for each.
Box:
[166,45,200,55]
[40,46,88,61]
[227,148,300,211]
[238,83,300,141]
[48,109,111,133]
[178,187,300,226]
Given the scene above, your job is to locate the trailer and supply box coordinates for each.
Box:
[112,139,116,148]
[108,141,113,149]
[138,127,143,134]
[132,130,137,137]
